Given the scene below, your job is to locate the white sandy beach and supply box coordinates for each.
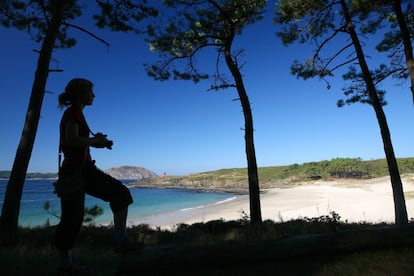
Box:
[127,175,414,229]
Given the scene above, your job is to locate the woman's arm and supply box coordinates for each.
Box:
[65,120,107,148]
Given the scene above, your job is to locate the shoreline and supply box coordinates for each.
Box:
[126,175,414,229]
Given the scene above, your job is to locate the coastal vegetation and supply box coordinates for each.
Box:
[132,157,414,192]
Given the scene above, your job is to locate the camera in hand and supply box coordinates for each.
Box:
[94,132,113,149]
[104,139,113,149]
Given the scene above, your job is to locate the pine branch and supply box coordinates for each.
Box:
[63,22,110,47]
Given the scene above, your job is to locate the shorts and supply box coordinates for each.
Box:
[83,162,133,212]
[54,162,133,250]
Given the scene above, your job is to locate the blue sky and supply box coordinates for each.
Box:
[1,2,413,176]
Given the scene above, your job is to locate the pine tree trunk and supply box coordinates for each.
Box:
[340,0,408,225]
[392,0,414,104]
[0,0,65,245]
[238,81,262,224]
[224,37,262,225]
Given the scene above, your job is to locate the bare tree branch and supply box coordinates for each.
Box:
[329,57,358,74]
[374,66,408,85]
[63,22,110,47]
[322,42,354,72]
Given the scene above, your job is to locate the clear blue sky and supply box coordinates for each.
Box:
[1,2,413,176]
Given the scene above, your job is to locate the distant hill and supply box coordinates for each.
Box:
[104,166,157,180]
[0,166,157,180]
[0,171,57,179]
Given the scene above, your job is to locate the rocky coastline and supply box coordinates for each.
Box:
[128,176,249,194]
[126,173,303,194]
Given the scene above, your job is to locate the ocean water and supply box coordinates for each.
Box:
[0,179,235,227]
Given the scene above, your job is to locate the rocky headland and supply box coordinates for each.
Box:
[127,170,300,194]
[104,166,157,180]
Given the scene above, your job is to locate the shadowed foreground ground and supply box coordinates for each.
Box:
[117,224,414,275]
[2,220,414,275]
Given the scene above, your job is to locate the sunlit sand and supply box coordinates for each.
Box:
[127,174,414,229]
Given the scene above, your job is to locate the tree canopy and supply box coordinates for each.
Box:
[144,0,267,224]
[0,0,82,48]
[274,0,410,225]
[143,0,267,88]
[274,0,413,107]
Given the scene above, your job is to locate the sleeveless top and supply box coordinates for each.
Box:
[59,105,92,172]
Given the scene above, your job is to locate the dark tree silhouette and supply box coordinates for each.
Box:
[94,0,266,224]
[275,0,408,224]
[144,0,266,224]
[0,0,66,245]
[0,0,154,245]
[373,0,414,103]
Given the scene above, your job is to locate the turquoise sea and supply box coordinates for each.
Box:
[0,179,235,227]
